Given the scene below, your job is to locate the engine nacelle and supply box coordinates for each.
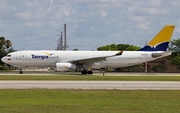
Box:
[56,63,77,71]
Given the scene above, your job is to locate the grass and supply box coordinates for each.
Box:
[0,75,180,81]
[0,89,179,113]
[0,73,179,113]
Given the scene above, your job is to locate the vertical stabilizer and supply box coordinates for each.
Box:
[139,25,175,51]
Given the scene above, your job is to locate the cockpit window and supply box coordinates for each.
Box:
[6,55,11,57]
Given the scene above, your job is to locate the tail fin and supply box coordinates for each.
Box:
[139,25,175,51]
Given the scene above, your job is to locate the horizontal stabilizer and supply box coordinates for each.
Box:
[151,51,172,58]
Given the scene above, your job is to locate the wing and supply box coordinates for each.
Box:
[68,51,123,64]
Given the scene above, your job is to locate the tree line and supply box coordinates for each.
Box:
[168,39,180,68]
[97,44,141,51]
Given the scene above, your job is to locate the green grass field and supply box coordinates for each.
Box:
[0,75,180,81]
[0,89,179,113]
[0,73,179,113]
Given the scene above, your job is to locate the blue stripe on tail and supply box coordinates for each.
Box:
[139,42,169,51]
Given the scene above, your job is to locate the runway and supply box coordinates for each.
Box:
[0,81,180,90]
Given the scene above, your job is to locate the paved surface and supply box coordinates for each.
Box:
[1,72,180,76]
[0,81,180,90]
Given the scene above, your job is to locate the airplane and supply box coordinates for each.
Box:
[1,25,175,74]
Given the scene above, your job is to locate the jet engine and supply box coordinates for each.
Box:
[56,63,77,71]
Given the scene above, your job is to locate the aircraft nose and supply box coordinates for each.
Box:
[1,57,6,63]
[1,57,10,63]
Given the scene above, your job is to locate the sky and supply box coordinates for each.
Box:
[0,0,180,51]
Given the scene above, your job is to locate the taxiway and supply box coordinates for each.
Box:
[0,81,180,90]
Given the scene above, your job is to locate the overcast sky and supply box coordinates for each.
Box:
[0,0,180,50]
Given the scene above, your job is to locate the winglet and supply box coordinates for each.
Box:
[115,51,123,56]
[139,25,175,51]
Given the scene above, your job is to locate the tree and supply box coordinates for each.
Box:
[0,37,6,49]
[0,37,12,50]
[97,44,140,51]
[73,49,78,51]
[125,45,141,51]
[5,40,12,49]
[167,38,180,68]
[117,44,130,50]
[0,48,6,65]
[0,37,14,66]
[97,44,113,51]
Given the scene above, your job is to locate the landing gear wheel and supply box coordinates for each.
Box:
[81,68,93,75]
[87,71,93,74]
[19,69,23,74]
[81,69,87,75]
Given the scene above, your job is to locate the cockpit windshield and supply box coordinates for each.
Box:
[6,55,11,57]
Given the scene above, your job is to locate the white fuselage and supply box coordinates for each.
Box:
[1,50,167,69]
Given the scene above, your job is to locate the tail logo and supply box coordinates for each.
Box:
[139,25,175,51]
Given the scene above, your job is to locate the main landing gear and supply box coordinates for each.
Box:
[81,68,93,75]
[19,69,23,74]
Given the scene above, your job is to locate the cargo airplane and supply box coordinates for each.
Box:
[1,25,175,74]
